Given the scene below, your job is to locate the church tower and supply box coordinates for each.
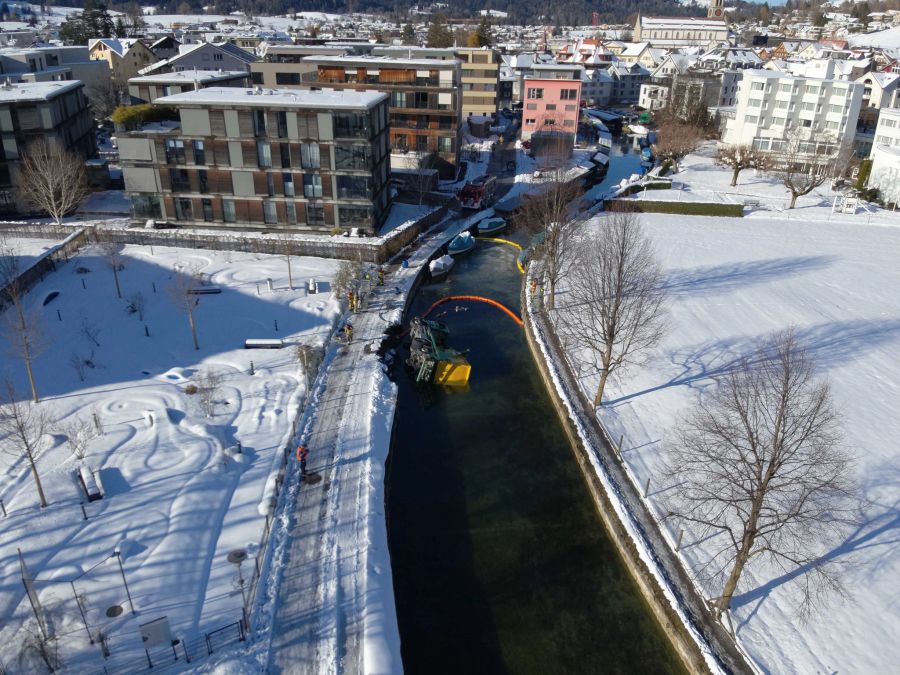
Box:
[708,0,725,19]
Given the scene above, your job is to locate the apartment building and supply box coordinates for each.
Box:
[0,80,96,215]
[250,44,346,86]
[0,46,111,91]
[119,87,392,234]
[723,69,863,153]
[294,55,461,176]
[128,70,249,104]
[868,107,900,205]
[521,76,582,154]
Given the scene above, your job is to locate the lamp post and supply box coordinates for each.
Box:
[113,547,135,615]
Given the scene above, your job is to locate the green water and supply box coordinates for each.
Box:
[387,242,685,674]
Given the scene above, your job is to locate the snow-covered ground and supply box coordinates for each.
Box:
[556,155,900,673]
[0,235,65,271]
[0,239,340,672]
[848,24,900,48]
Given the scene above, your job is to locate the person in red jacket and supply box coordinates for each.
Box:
[297,445,309,475]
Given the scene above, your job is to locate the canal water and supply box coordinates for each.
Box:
[386,232,684,673]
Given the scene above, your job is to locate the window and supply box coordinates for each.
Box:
[213,53,223,61]
[277,111,288,138]
[802,102,816,111]
[390,91,407,107]
[779,83,792,93]
[202,198,213,221]
[165,139,185,164]
[254,109,266,136]
[826,121,840,131]
[275,72,301,85]
[280,143,291,168]
[745,115,759,124]
[303,174,322,198]
[307,203,325,225]
[339,205,371,226]
[251,71,263,85]
[263,201,277,224]
[131,194,162,219]
[876,134,891,144]
[748,98,762,107]
[300,142,320,169]
[257,141,271,168]
[883,118,897,128]
[565,104,576,111]
[801,119,812,127]
[198,169,209,193]
[526,103,537,110]
[829,104,843,114]
[335,143,372,170]
[751,81,765,91]
[174,197,192,220]
[223,198,236,222]
[560,88,578,100]
[337,175,371,199]
[563,119,574,127]
[525,118,536,125]
[545,104,557,111]
[775,100,789,109]
[267,173,275,197]
[832,87,846,96]
[751,138,770,150]
[193,140,205,165]
[771,116,785,126]
[438,136,452,153]
[805,85,819,95]
[286,201,297,224]
[526,87,544,99]
[169,168,190,191]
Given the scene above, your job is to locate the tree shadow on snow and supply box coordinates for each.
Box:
[606,318,900,406]
[661,255,836,297]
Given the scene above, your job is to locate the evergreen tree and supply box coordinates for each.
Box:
[401,23,416,45]
[469,16,493,48]
[114,16,128,38]
[426,13,454,48]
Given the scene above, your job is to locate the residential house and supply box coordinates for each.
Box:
[89,38,159,87]
[868,107,900,205]
[139,42,257,76]
[119,87,392,234]
[521,76,582,155]
[608,62,649,104]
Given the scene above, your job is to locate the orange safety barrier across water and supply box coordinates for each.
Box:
[421,295,524,328]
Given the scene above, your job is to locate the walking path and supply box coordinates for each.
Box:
[266,212,479,674]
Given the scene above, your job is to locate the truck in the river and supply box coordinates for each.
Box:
[406,317,470,386]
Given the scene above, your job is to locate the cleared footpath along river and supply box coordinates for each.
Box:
[386,201,684,674]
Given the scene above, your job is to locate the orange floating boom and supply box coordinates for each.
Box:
[421,295,524,327]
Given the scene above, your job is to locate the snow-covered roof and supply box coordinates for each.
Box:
[640,16,727,30]
[155,86,387,110]
[0,79,81,103]
[302,54,458,68]
[128,70,248,85]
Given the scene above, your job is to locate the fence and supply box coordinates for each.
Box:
[0,203,447,265]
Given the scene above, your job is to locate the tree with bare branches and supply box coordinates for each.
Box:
[57,414,99,460]
[653,115,704,172]
[0,247,50,402]
[102,243,125,299]
[193,368,224,417]
[167,264,203,350]
[664,330,856,620]
[0,379,49,507]
[513,171,582,310]
[767,128,851,209]
[17,139,90,224]
[715,143,771,187]
[556,207,667,406]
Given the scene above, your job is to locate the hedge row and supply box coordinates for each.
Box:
[605,199,744,218]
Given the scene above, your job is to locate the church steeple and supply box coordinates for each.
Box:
[708,0,725,19]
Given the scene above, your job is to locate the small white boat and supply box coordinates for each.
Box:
[477,216,507,236]
[628,124,650,135]
[447,231,476,256]
[429,254,455,281]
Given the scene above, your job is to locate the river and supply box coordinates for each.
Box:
[386,169,683,673]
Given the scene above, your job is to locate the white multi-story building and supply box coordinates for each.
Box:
[723,69,863,153]
[868,107,900,205]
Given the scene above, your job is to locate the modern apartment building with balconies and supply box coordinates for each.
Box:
[250,54,462,177]
[119,87,391,235]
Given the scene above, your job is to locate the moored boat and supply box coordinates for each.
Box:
[476,217,507,236]
[429,254,455,281]
[448,231,476,256]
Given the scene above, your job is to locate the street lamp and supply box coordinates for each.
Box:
[113,547,136,615]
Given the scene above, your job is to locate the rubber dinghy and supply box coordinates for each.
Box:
[429,254,455,281]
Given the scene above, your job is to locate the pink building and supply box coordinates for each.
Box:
[521,76,582,148]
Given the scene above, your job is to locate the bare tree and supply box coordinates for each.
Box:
[664,330,856,620]
[767,128,851,209]
[409,151,438,206]
[513,171,582,310]
[86,79,126,122]
[125,292,145,320]
[80,319,101,348]
[168,264,203,350]
[653,116,703,172]
[193,369,224,417]
[714,143,771,187]
[68,352,87,382]
[555,207,667,406]
[102,243,125,299]
[17,619,60,672]
[295,342,320,388]
[57,414,99,460]
[17,139,90,224]
[0,247,49,403]
[276,232,295,290]
[331,260,362,302]
[0,379,49,507]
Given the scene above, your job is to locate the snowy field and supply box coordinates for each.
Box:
[0,239,340,672]
[0,236,65,272]
[561,157,900,672]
